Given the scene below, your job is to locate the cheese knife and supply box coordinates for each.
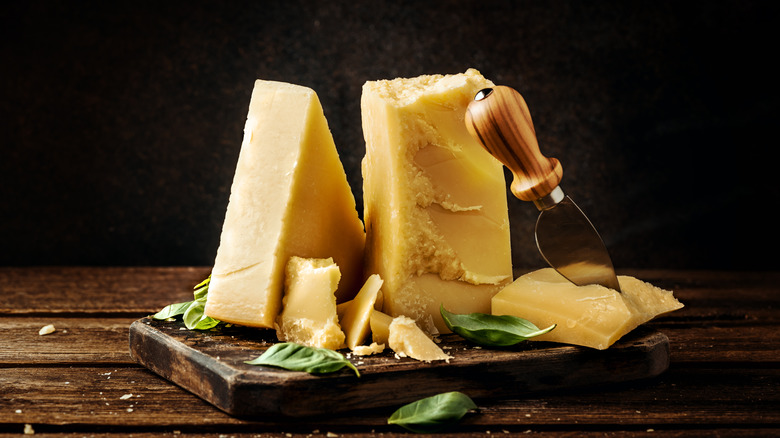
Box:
[465,85,621,292]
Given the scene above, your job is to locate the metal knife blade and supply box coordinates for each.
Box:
[465,85,621,292]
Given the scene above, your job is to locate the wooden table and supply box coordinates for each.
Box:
[2,267,778,436]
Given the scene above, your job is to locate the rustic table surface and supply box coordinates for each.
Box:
[2,267,778,437]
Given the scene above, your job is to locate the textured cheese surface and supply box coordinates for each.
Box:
[491,268,684,349]
[275,256,345,349]
[370,309,393,345]
[351,342,385,356]
[388,316,452,362]
[205,80,365,328]
[361,69,512,334]
[339,274,383,350]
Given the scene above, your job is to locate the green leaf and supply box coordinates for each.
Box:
[151,301,193,320]
[387,391,477,433]
[245,342,360,377]
[440,304,555,347]
[192,275,211,300]
[182,299,220,330]
[150,275,220,330]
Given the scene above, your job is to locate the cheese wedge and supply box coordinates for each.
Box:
[491,268,684,349]
[370,309,393,345]
[339,274,384,350]
[275,256,345,349]
[388,316,452,362]
[361,69,512,334]
[205,80,365,328]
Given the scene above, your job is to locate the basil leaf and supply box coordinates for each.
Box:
[151,275,220,330]
[152,301,193,320]
[388,391,477,433]
[192,275,211,300]
[245,342,360,377]
[182,298,220,330]
[441,304,555,347]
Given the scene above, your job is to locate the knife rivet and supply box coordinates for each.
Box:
[474,88,493,101]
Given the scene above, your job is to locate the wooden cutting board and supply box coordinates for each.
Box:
[129,317,670,417]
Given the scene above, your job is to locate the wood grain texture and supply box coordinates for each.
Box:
[129,317,671,417]
[0,317,136,365]
[2,317,776,367]
[2,365,778,430]
[465,86,562,202]
[0,266,211,315]
[1,268,778,436]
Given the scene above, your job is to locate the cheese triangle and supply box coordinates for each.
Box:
[205,80,365,328]
[491,268,684,349]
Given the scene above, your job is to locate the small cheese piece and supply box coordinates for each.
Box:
[361,69,512,334]
[339,274,384,350]
[38,324,56,336]
[351,342,385,356]
[369,309,394,345]
[205,80,365,328]
[388,316,452,362]
[491,268,684,350]
[275,257,345,350]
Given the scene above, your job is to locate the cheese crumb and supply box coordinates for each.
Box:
[38,324,55,335]
[351,342,385,356]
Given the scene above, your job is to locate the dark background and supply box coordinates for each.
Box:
[2,0,776,271]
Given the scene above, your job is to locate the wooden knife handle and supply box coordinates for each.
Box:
[465,86,563,202]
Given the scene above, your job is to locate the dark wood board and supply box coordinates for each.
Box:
[129,317,671,418]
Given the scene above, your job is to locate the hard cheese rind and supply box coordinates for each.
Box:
[361,69,512,334]
[205,80,365,328]
[491,268,684,349]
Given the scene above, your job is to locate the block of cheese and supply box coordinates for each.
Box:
[205,80,365,328]
[361,69,512,334]
[491,268,684,350]
[338,274,383,350]
[388,316,452,362]
[275,256,345,350]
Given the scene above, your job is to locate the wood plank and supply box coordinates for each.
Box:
[129,317,671,417]
[0,266,210,314]
[0,317,137,365]
[1,315,776,368]
[1,431,778,438]
[3,267,778,323]
[2,266,777,434]
[2,365,778,430]
[2,317,777,367]
[624,270,780,324]
[661,324,780,364]
[469,366,780,427]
